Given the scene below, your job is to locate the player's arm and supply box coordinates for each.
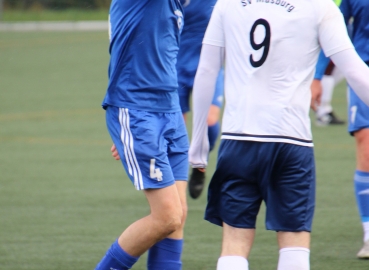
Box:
[317,0,369,106]
[310,51,330,111]
[189,44,224,168]
[331,49,369,107]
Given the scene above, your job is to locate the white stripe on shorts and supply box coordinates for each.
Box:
[119,108,144,190]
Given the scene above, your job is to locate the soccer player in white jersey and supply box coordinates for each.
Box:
[95,0,189,270]
[189,0,369,269]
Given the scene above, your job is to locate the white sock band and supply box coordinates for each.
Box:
[217,256,249,270]
[363,221,369,242]
[278,247,310,270]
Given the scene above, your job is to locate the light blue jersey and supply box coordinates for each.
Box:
[102,0,184,113]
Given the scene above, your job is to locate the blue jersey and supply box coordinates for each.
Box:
[340,0,369,62]
[176,0,217,88]
[102,0,184,113]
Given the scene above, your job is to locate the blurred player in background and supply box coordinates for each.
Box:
[177,0,224,199]
[95,1,189,269]
[189,0,369,269]
[312,52,346,126]
[311,0,347,126]
[339,0,369,259]
[312,0,369,259]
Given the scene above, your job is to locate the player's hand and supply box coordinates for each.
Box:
[310,79,322,112]
[111,144,120,160]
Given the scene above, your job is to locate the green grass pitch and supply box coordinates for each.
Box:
[0,31,368,269]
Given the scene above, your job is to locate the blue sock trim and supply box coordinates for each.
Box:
[363,217,369,222]
[95,240,139,270]
[356,170,369,178]
[111,240,139,267]
[147,238,183,270]
[208,122,220,152]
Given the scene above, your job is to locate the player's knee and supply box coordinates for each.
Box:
[180,203,188,225]
[158,208,183,235]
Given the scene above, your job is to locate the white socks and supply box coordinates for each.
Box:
[217,256,249,270]
[363,221,369,242]
[317,76,335,117]
[277,247,310,270]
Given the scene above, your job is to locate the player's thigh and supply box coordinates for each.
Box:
[106,106,179,190]
[265,144,315,232]
[354,128,369,171]
[144,183,183,221]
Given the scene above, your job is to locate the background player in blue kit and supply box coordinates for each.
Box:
[95,1,189,269]
[177,0,224,199]
[311,0,369,259]
[310,0,347,126]
[339,0,369,259]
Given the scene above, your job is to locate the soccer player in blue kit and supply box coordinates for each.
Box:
[312,0,369,259]
[339,0,369,259]
[177,0,224,199]
[95,0,189,269]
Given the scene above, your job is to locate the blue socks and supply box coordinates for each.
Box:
[208,122,220,152]
[147,238,184,270]
[95,238,184,270]
[95,240,139,270]
[354,170,369,222]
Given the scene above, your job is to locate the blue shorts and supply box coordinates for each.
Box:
[105,106,189,190]
[348,86,369,135]
[205,140,316,232]
[179,68,224,113]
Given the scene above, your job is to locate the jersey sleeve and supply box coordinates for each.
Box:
[331,49,369,107]
[202,0,226,47]
[317,0,354,57]
[189,44,224,168]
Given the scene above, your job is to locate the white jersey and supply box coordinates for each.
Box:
[203,0,353,147]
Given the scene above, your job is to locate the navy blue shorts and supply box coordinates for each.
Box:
[106,106,189,190]
[205,140,316,232]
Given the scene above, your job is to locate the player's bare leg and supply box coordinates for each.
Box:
[167,181,188,239]
[354,128,369,259]
[117,183,184,256]
[277,231,310,270]
[216,223,254,270]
